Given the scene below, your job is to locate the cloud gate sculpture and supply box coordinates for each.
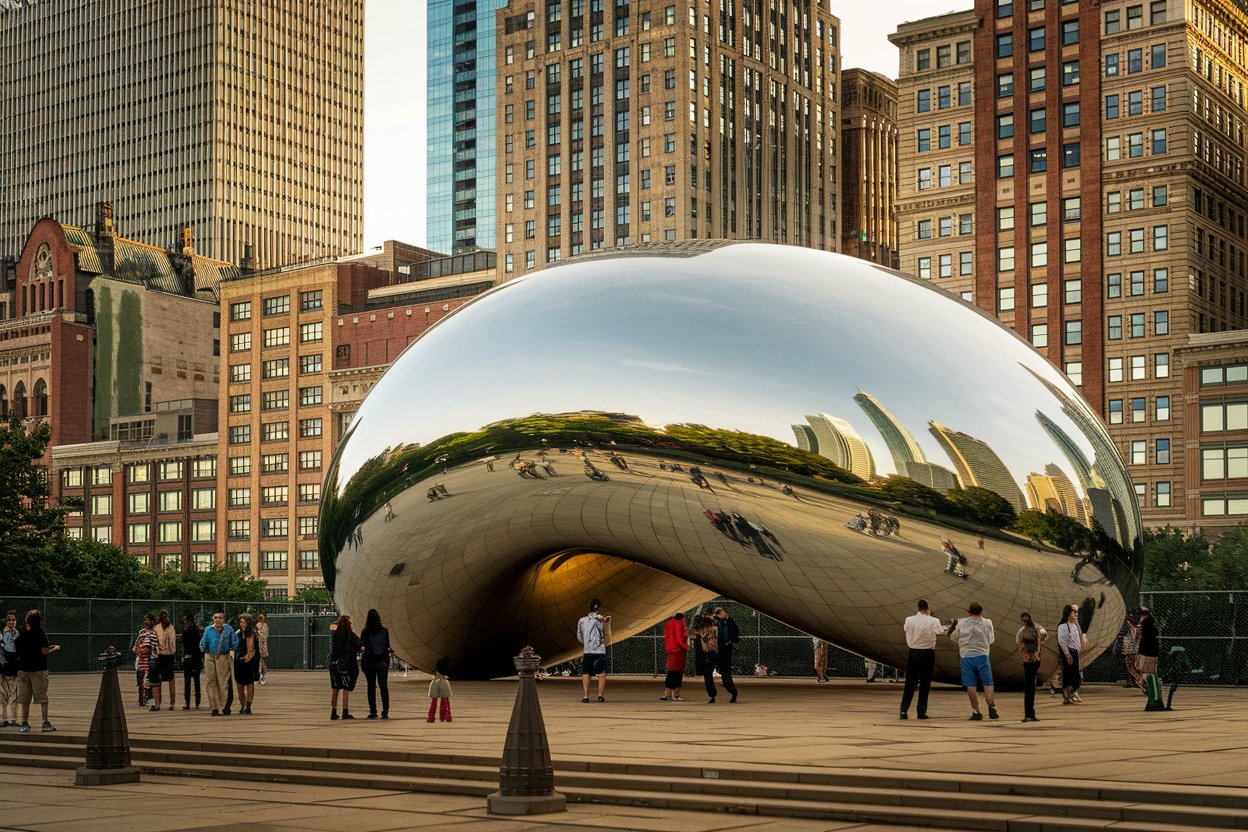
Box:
[321,242,1141,686]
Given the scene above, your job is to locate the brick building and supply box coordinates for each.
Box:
[3,205,230,455]
[218,250,496,596]
[840,69,899,268]
[893,0,1248,528]
[53,400,219,569]
[493,0,842,279]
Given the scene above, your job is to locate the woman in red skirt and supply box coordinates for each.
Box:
[661,612,689,701]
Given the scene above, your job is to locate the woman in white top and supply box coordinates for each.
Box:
[1056,604,1082,704]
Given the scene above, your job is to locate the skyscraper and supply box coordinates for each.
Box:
[893,0,1248,529]
[840,69,899,268]
[928,420,1025,513]
[853,390,959,490]
[427,0,507,254]
[804,413,875,481]
[493,0,842,278]
[0,1,364,269]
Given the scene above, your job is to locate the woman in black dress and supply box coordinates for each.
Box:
[233,613,260,714]
[181,614,203,710]
[329,615,360,720]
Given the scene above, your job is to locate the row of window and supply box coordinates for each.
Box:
[1127,438,1171,466]
[1106,87,1167,120]
[226,483,321,507]
[229,387,324,413]
[993,143,1081,177]
[995,62,1080,98]
[229,354,323,382]
[1104,43,1167,78]
[227,418,322,445]
[228,323,323,352]
[915,40,971,72]
[916,122,971,152]
[916,82,971,114]
[61,458,216,488]
[126,521,216,545]
[227,550,319,573]
[225,517,319,540]
[227,450,322,476]
[1107,395,1170,425]
[228,290,323,322]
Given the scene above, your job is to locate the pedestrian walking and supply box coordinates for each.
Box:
[1120,611,1143,689]
[714,607,740,703]
[899,599,949,720]
[950,602,999,720]
[152,610,178,710]
[132,613,158,709]
[255,612,270,685]
[359,609,392,719]
[576,598,611,703]
[1135,607,1160,688]
[692,614,719,703]
[661,612,688,701]
[427,657,452,722]
[329,615,360,720]
[199,611,236,716]
[1,610,19,727]
[1016,611,1047,722]
[813,636,829,684]
[181,613,203,710]
[1057,604,1082,704]
[233,613,260,714]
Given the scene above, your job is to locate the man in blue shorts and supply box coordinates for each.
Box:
[576,598,611,702]
[949,601,998,720]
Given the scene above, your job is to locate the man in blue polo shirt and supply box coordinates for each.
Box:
[950,601,998,721]
[199,612,237,716]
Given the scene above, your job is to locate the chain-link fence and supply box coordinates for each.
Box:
[0,597,338,673]
[595,593,1248,686]
[8,591,1245,684]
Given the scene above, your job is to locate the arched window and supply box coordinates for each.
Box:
[12,381,26,420]
[0,385,7,418]
[33,379,48,417]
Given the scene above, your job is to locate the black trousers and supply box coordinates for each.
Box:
[183,668,201,706]
[1023,661,1040,717]
[702,652,718,699]
[899,648,935,716]
[1061,650,1081,693]
[717,646,738,698]
[664,669,683,689]
[363,666,390,715]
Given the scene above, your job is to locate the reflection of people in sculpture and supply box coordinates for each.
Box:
[689,465,712,489]
[426,487,441,501]
[484,457,495,472]
[716,471,730,486]
[609,452,630,471]
[383,502,394,522]
[540,458,557,476]
[943,540,968,579]
[846,513,867,533]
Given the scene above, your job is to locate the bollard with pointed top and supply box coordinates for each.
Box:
[487,646,567,814]
[75,646,140,785]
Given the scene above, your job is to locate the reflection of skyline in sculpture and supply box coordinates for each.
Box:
[801,412,876,481]
[791,423,819,455]
[928,421,1027,513]
[1025,464,1089,525]
[854,390,960,491]
[1026,365,1140,546]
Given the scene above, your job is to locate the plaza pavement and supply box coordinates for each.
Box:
[4,670,1245,832]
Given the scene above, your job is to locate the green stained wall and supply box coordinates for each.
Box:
[91,282,145,439]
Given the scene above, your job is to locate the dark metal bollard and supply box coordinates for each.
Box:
[75,646,140,785]
[487,646,567,815]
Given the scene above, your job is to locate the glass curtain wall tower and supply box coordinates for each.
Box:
[427,0,507,254]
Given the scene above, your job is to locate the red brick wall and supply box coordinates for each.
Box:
[50,315,93,447]
[333,298,475,370]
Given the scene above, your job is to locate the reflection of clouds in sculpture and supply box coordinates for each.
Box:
[323,243,1141,684]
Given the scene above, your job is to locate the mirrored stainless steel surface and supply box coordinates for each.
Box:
[321,242,1142,684]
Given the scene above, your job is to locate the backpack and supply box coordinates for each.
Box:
[365,629,388,660]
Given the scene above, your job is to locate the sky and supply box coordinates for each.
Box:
[362,0,972,251]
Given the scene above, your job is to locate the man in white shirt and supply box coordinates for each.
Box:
[900,599,949,720]
[950,602,998,720]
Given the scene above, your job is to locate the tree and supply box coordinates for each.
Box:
[945,486,1017,529]
[0,414,67,595]
[154,562,266,603]
[290,585,332,605]
[1011,508,1093,553]
[1143,526,1248,591]
[877,476,952,515]
[57,538,158,599]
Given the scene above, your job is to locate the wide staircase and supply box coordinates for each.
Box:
[2,731,1244,831]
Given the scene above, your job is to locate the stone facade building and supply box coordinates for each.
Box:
[0,0,364,269]
[840,69,899,268]
[494,0,842,278]
[893,0,1248,528]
